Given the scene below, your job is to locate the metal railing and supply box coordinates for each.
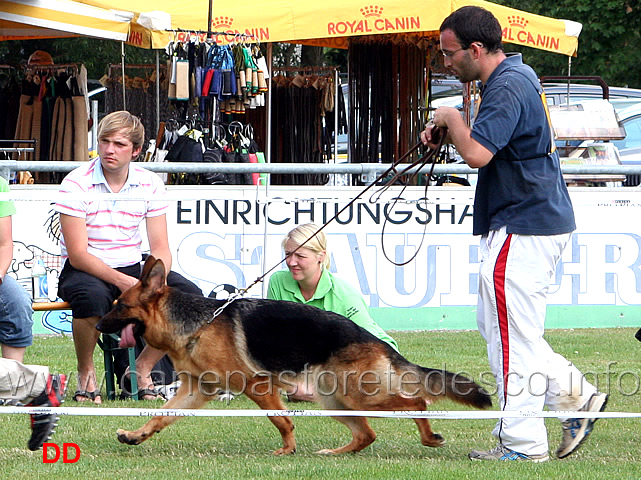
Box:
[1,160,641,185]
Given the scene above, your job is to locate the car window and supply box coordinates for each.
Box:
[614,115,641,150]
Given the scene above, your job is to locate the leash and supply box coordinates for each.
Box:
[205,127,448,323]
[370,126,447,266]
[209,291,244,323]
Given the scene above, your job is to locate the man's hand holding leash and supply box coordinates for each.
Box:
[421,107,459,149]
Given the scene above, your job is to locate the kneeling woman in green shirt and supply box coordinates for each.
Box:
[267,223,399,401]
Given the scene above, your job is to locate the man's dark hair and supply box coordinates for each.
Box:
[440,6,504,53]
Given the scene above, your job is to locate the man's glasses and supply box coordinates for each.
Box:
[440,46,466,58]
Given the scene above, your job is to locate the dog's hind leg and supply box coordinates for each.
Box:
[314,389,376,454]
[244,379,296,455]
[406,399,446,448]
[316,415,376,454]
[116,380,210,445]
[369,395,445,448]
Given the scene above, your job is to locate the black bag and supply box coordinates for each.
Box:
[223,149,253,185]
[166,136,204,185]
[202,147,229,185]
[166,135,203,162]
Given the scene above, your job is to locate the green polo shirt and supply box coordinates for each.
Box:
[267,269,399,351]
[0,177,16,218]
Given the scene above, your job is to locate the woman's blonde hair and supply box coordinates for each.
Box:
[282,223,331,269]
[98,110,145,153]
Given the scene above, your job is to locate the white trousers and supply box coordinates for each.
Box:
[477,227,595,455]
[0,358,49,403]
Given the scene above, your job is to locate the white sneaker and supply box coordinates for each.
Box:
[157,380,181,400]
[469,444,549,462]
[216,391,235,402]
[557,392,608,459]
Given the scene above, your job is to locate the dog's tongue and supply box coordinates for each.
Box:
[119,324,136,348]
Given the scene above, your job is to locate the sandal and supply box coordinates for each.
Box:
[119,387,166,401]
[139,388,166,401]
[72,390,102,403]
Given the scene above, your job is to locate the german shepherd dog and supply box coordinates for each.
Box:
[97,256,491,455]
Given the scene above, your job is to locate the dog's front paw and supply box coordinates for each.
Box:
[116,428,143,445]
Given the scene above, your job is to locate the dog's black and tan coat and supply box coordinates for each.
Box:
[97,256,491,455]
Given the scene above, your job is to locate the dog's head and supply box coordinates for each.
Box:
[96,255,167,348]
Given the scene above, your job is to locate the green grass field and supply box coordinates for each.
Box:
[2,328,640,479]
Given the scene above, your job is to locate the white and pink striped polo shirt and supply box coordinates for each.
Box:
[55,157,168,268]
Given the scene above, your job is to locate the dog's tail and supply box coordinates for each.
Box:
[415,366,492,409]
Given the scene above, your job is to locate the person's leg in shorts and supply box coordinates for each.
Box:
[59,261,203,402]
[166,270,203,296]
[57,262,137,403]
[0,275,34,362]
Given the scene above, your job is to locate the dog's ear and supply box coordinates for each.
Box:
[141,258,166,293]
[141,255,157,278]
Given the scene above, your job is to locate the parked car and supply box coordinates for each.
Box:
[430,76,463,100]
[613,102,641,151]
[612,103,641,186]
[429,77,641,186]
[542,82,641,112]
[432,80,641,114]
[618,146,641,186]
[553,99,641,186]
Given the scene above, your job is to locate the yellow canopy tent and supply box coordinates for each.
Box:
[0,0,132,41]
[72,0,583,167]
[77,0,581,56]
[453,0,581,56]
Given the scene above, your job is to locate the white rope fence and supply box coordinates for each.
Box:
[0,406,637,419]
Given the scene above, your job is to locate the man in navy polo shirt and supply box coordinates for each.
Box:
[422,6,607,462]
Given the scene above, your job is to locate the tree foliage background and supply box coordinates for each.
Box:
[0,38,345,80]
[0,1,638,88]
[495,0,641,88]
[0,38,157,79]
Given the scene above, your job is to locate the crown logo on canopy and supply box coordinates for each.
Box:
[360,6,383,17]
[507,16,528,29]
[213,16,234,29]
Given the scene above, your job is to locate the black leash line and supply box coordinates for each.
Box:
[372,128,447,266]
[244,126,448,290]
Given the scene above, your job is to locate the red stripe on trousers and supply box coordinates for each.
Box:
[494,234,512,405]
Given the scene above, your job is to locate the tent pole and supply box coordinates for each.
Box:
[207,0,212,38]
[334,68,339,163]
[156,49,160,130]
[261,42,273,299]
[266,43,272,167]
[121,42,126,110]
[566,56,572,105]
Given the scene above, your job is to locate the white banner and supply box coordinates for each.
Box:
[10,185,641,331]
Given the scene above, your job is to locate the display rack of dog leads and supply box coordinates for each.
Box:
[167,35,268,116]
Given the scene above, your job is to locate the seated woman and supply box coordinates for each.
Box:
[267,223,398,400]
